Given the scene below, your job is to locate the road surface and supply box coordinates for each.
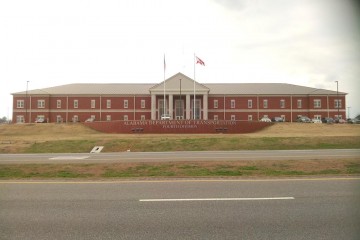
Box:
[0,149,359,164]
[1,178,360,240]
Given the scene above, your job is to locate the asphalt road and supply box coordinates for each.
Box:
[1,178,360,240]
[0,149,359,164]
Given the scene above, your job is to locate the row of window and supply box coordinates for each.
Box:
[214,99,342,109]
[16,99,147,109]
[16,99,343,109]
[15,113,345,124]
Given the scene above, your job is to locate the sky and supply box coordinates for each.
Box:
[1,0,359,119]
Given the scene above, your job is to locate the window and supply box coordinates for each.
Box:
[214,100,218,109]
[175,100,184,119]
[335,114,343,119]
[159,99,167,118]
[74,100,78,108]
[106,115,111,121]
[192,99,201,119]
[231,100,235,109]
[248,115,253,121]
[141,100,145,108]
[214,115,218,121]
[107,100,111,108]
[91,115,95,120]
[37,100,45,108]
[124,100,128,108]
[314,99,321,108]
[124,115,128,121]
[248,100,253,108]
[314,115,321,120]
[231,115,236,120]
[280,99,285,108]
[56,115,62,123]
[263,99,268,108]
[17,100,24,108]
[72,115,78,122]
[297,99,302,108]
[57,100,61,108]
[141,115,145,121]
[91,100,96,108]
[281,115,285,121]
[334,99,342,108]
[16,115,24,123]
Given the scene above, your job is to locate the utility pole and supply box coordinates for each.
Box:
[335,81,339,118]
[26,81,29,123]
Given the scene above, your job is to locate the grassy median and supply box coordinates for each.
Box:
[1,123,359,179]
[1,159,359,179]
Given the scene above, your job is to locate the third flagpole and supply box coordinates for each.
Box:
[164,54,166,118]
[193,53,196,120]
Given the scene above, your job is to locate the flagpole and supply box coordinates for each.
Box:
[164,54,166,118]
[193,53,196,120]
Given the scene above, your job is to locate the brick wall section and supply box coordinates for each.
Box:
[84,120,272,134]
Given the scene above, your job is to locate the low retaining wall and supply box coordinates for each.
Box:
[84,120,271,134]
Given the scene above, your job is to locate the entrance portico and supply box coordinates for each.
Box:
[149,73,209,120]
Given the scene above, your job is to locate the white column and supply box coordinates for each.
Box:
[151,94,156,120]
[169,94,173,119]
[186,94,190,120]
[203,94,208,120]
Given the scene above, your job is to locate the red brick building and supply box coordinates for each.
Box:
[12,72,346,123]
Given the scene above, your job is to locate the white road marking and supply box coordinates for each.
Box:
[139,197,295,202]
[49,156,89,160]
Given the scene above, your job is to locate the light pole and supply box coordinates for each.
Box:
[25,81,29,123]
[335,81,339,118]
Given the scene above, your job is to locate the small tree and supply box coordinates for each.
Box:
[0,116,8,123]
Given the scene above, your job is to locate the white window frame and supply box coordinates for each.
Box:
[16,115,24,123]
[314,99,321,108]
[141,100,145,109]
[314,115,321,120]
[248,100,252,108]
[248,115,253,121]
[263,99,268,108]
[17,100,24,108]
[214,100,218,109]
[91,99,96,109]
[141,115,145,121]
[214,115,218,121]
[74,100,78,108]
[335,114,343,119]
[231,115,236,120]
[73,115,78,122]
[106,115,111,121]
[124,115,128,121]
[57,100,61,108]
[107,100,111,109]
[37,100,45,108]
[280,99,285,108]
[231,100,235,109]
[334,99,342,109]
[297,99,302,108]
[124,100,128,109]
[56,115,62,123]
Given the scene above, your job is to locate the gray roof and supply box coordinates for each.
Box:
[13,83,155,95]
[203,83,344,95]
[12,77,346,96]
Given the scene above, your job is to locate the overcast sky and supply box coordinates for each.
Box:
[1,0,359,119]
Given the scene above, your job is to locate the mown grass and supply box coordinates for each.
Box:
[13,136,360,153]
[1,160,359,179]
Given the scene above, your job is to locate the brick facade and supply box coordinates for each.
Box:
[12,73,347,127]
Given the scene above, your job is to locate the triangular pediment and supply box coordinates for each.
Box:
[149,72,209,94]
